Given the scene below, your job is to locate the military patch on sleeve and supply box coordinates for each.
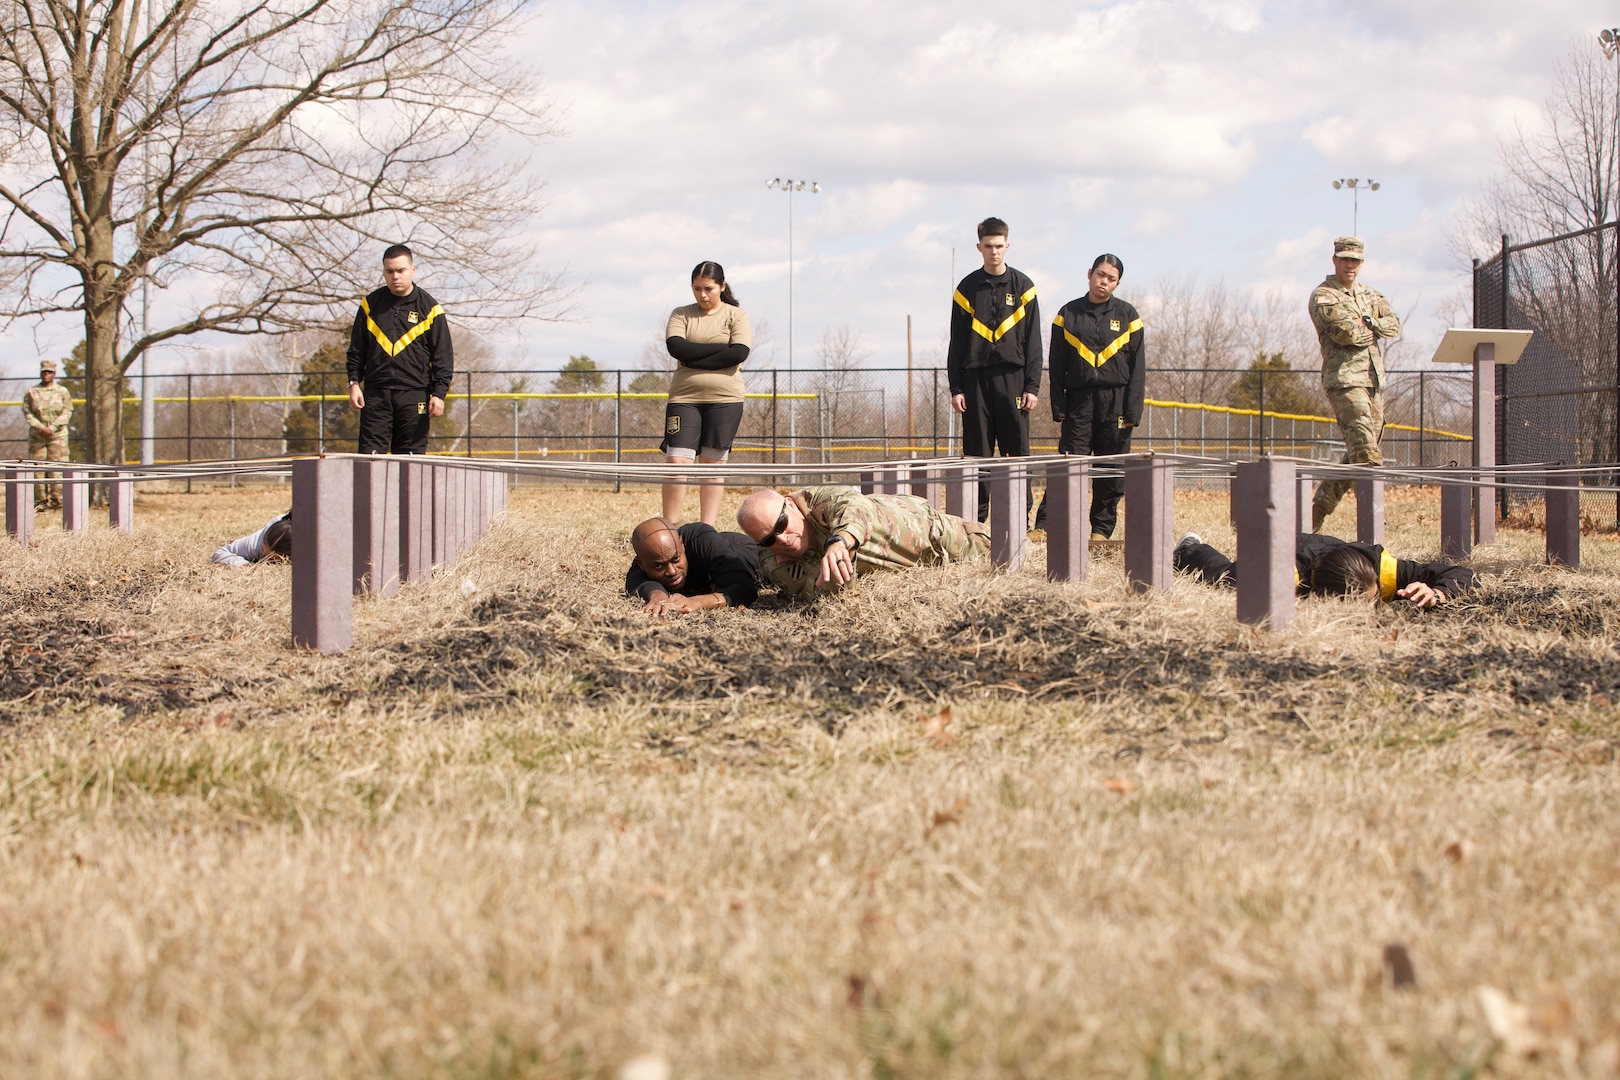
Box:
[666,415,681,435]
[1316,295,1336,305]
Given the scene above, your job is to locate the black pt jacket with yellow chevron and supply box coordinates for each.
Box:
[946,268,1042,396]
[345,285,455,397]
[1295,535,1475,601]
[1048,294,1146,424]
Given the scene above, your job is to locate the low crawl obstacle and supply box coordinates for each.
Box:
[291,456,507,654]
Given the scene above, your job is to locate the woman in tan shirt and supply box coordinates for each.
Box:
[662,260,752,524]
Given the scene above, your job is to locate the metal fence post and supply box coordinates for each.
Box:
[614,369,623,493]
[466,370,474,458]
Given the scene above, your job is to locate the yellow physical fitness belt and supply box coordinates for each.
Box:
[1379,551,1398,601]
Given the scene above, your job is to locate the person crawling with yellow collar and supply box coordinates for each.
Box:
[1173,532,1475,608]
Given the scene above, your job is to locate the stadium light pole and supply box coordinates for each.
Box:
[766,178,820,464]
[1331,178,1380,234]
[138,0,154,465]
[1604,28,1620,526]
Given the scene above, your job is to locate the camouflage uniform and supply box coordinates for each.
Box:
[22,364,73,510]
[1308,237,1400,529]
[759,485,990,599]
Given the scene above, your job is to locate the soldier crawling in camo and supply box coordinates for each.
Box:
[736,486,989,599]
[21,358,73,511]
[1308,235,1401,532]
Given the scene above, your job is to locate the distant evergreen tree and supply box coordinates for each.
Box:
[282,342,359,454]
[1226,353,1328,418]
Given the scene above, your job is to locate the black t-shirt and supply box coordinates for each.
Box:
[625,522,765,607]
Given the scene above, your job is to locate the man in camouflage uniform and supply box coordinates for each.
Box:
[21,358,72,510]
[1308,236,1401,531]
[737,486,989,599]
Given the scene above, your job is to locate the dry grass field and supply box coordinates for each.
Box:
[2,477,1619,1079]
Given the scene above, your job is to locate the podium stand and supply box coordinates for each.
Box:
[1430,328,1532,544]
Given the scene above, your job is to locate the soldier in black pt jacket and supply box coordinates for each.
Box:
[626,518,767,615]
[1173,532,1475,608]
[1033,253,1144,539]
[948,217,1042,524]
[346,244,455,454]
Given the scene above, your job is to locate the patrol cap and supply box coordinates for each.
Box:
[38,359,57,372]
[1333,236,1366,261]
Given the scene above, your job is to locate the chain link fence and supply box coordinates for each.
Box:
[1474,222,1620,524]
[2,365,1472,470]
[2,365,1473,483]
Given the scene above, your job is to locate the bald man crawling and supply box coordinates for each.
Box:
[625,517,767,615]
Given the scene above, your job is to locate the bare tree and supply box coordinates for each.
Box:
[812,324,872,454]
[1452,38,1619,466]
[0,0,565,464]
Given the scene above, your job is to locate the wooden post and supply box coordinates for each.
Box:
[1123,456,1174,593]
[4,468,33,545]
[943,462,979,521]
[400,459,432,584]
[291,457,354,654]
[1473,341,1496,544]
[1354,476,1384,545]
[107,473,134,534]
[1233,459,1296,630]
[62,470,90,535]
[1045,458,1089,581]
[1545,467,1580,568]
[353,457,401,596]
[1440,471,1472,559]
[987,460,1027,570]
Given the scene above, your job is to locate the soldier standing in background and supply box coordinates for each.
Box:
[1308,236,1401,531]
[22,358,72,510]
[947,217,1042,525]
[736,485,989,600]
[346,244,454,454]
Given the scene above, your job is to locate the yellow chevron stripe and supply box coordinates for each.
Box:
[360,299,445,357]
[1056,315,1143,368]
[1379,551,1398,601]
[955,286,1036,343]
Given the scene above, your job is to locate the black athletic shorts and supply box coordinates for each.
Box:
[661,401,744,460]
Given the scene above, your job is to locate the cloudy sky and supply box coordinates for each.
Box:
[0,0,1605,380]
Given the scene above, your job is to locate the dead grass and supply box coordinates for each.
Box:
[1,481,1618,1078]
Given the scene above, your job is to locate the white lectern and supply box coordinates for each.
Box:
[1430,328,1532,545]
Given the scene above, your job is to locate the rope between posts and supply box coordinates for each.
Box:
[6,452,1618,493]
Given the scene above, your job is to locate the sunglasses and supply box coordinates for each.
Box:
[759,498,791,547]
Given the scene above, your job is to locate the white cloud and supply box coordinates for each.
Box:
[2,0,1604,383]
